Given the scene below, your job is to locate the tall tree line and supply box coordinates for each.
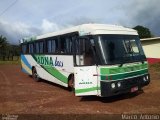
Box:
[0,35,20,61]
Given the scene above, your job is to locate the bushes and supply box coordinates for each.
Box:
[0,45,20,61]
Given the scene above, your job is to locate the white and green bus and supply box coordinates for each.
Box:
[20,24,150,97]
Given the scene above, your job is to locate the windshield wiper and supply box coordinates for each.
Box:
[118,60,126,67]
[119,63,123,67]
[141,60,144,64]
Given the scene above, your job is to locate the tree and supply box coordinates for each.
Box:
[133,25,152,39]
[0,35,8,48]
[0,35,8,60]
[0,35,20,61]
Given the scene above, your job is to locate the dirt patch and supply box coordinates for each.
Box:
[0,64,160,114]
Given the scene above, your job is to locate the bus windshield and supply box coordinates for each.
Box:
[94,35,146,65]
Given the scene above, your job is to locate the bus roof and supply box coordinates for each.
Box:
[22,24,138,42]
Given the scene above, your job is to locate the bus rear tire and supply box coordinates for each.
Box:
[32,67,40,82]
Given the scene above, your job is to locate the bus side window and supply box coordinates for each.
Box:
[22,44,27,54]
[84,39,95,65]
[74,38,86,66]
[47,40,52,53]
[47,38,58,54]
[39,41,44,53]
[75,38,84,54]
[29,43,34,54]
[35,42,40,53]
[52,40,57,53]
[59,36,73,54]
[59,36,65,53]
[65,37,73,54]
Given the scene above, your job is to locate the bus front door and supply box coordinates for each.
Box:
[74,66,99,96]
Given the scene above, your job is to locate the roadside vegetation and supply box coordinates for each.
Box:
[0,56,20,65]
[0,35,20,65]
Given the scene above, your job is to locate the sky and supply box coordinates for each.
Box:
[0,0,160,44]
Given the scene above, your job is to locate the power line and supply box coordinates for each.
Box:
[0,0,18,17]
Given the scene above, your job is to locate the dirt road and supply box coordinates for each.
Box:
[0,65,160,114]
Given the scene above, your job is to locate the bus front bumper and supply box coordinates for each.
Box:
[100,74,150,97]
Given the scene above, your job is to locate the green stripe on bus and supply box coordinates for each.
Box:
[100,63,148,75]
[42,65,68,84]
[75,87,100,94]
[101,69,148,80]
[32,55,68,84]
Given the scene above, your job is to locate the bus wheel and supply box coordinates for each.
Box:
[32,68,40,82]
[68,74,74,91]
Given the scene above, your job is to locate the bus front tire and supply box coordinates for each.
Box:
[32,68,40,82]
[68,74,74,92]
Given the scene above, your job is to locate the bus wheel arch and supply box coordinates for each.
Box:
[32,66,40,82]
[68,73,74,90]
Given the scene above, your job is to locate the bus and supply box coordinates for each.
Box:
[20,24,150,97]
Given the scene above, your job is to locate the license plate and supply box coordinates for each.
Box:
[131,86,138,93]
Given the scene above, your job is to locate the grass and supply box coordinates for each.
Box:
[0,56,20,65]
[0,60,20,65]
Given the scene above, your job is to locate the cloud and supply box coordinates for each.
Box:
[0,19,60,44]
[122,0,160,36]
[0,19,41,44]
[1,0,160,45]
[67,17,100,26]
[41,19,59,33]
[1,17,98,44]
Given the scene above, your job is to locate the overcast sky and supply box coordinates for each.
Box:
[0,0,160,44]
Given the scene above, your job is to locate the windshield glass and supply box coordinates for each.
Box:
[94,35,146,65]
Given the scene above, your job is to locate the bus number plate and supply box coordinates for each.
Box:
[131,86,138,93]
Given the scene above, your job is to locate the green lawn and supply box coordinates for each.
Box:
[0,60,20,65]
[0,56,20,65]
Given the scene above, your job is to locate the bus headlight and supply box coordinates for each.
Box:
[146,75,149,80]
[143,76,147,81]
[111,83,116,89]
[143,75,149,82]
[117,82,121,87]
